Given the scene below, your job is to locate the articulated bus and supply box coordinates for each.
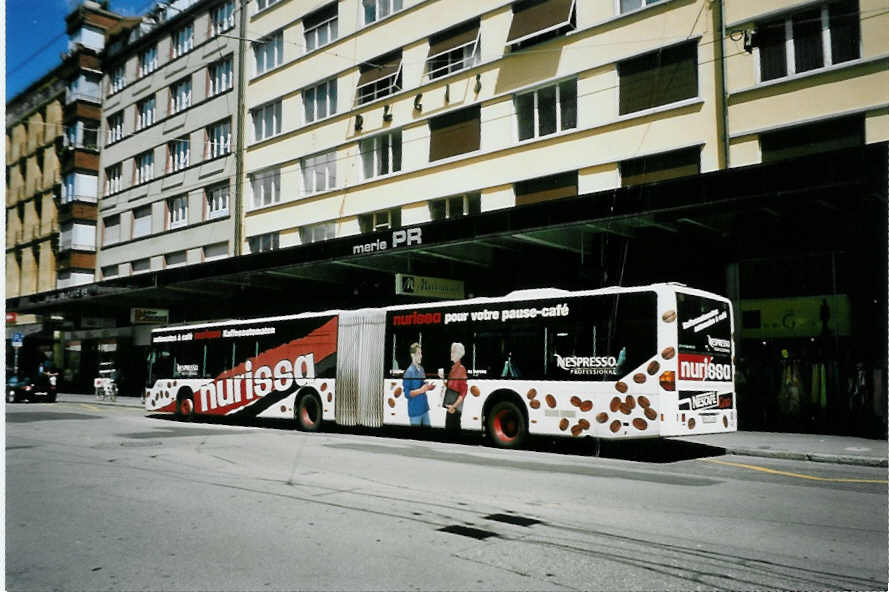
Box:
[145,283,736,447]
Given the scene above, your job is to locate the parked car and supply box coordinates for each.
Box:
[6,371,58,403]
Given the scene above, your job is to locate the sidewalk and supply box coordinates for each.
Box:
[56,393,887,467]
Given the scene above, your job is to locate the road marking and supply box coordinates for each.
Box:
[700,458,888,484]
[79,404,105,412]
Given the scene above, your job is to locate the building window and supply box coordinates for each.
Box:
[109,64,126,95]
[357,51,402,105]
[514,171,577,206]
[211,0,235,36]
[427,20,480,79]
[430,193,481,220]
[168,136,190,172]
[63,172,98,203]
[516,78,576,141]
[132,204,152,238]
[253,31,283,76]
[106,112,124,144]
[304,79,337,123]
[132,258,151,274]
[506,0,576,50]
[256,0,282,12]
[250,167,281,208]
[305,3,338,52]
[618,41,698,115]
[299,221,335,244]
[248,232,279,253]
[206,182,230,218]
[429,106,481,161]
[134,150,154,184]
[138,45,158,78]
[301,150,336,195]
[760,114,864,163]
[620,0,664,13]
[103,214,120,246]
[171,22,194,59]
[165,250,187,267]
[136,95,156,130]
[203,241,229,261]
[168,195,188,228]
[362,0,403,25]
[251,100,282,142]
[208,56,233,96]
[206,119,232,158]
[620,146,700,187]
[105,164,122,196]
[102,264,119,278]
[359,208,401,232]
[757,0,860,83]
[170,77,192,114]
[360,131,402,179]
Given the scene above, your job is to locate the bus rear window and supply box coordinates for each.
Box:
[677,294,732,356]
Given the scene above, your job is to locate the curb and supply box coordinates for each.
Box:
[727,447,888,468]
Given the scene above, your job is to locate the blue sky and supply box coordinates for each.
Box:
[6,0,148,101]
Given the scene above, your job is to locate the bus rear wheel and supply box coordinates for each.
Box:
[296,393,322,432]
[486,400,527,449]
[176,396,195,421]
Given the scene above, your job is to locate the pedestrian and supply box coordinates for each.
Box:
[403,343,434,427]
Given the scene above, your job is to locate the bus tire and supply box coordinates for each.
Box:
[176,391,195,421]
[295,392,323,432]
[486,400,527,449]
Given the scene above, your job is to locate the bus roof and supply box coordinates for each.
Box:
[151,283,728,334]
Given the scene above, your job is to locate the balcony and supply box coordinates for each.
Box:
[65,89,101,105]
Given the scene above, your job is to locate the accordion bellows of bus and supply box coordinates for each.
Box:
[145,283,736,447]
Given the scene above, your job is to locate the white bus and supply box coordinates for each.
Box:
[144,283,736,447]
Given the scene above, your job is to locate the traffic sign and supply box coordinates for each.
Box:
[11,332,24,348]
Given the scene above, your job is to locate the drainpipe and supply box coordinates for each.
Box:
[716,0,730,169]
[233,0,249,256]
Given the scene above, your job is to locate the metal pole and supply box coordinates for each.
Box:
[233,0,249,256]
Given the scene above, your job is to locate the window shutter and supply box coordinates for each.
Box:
[619,42,697,115]
[429,106,480,161]
[515,171,577,206]
[620,147,700,187]
[429,20,479,58]
[506,0,575,46]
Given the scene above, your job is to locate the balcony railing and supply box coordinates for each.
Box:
[65,89,101,105]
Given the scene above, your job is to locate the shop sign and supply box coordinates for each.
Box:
[6,312,17,323]
[131,308,169,325]
[395,273,464,300]
[740,294,851,339]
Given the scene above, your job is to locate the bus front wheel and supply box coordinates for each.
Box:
[486,400,527,449]
[296,393,322,432]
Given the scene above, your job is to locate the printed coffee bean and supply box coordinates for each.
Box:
[615,381,628,393]
[570,396,582,407]
[387,398,395,408]
[633,418,648,430]
[644,406,657,421]
[610,396,622,412]
[659,370,676,391]
[546,394,557,408]
[580,400,593,412]
[638,395,651,408]
[662,310,677,323]
[321,382,328,392]
[578,418,590,430]
[394,387,402,398]
[723,416,728,428]
[619,402,632,415]
[633,373,646,384]
[610,419,622,433]
[327,393,333,402]
[559,418,570,431]
[688,418,696,429]
[661,346,676,360]
[280,405,287,413]
[647,360,660,375]
[530,399,541,409]
[571,424,583,437]
[470,385,480,397]
[596,412,609,423]
[625,395,636,410]
[527,388,537,400]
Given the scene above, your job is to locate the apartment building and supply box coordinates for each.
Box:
[95,0,241,281]
[242,0,886,254]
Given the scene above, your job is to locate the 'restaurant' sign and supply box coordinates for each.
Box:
[395,273,464,300]
[130,308,169,324]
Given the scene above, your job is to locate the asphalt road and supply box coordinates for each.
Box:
[5,401,887,591]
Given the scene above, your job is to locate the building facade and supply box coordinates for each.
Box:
[95,0,241,281]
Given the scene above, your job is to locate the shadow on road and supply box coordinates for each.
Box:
[146,413,726,463]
